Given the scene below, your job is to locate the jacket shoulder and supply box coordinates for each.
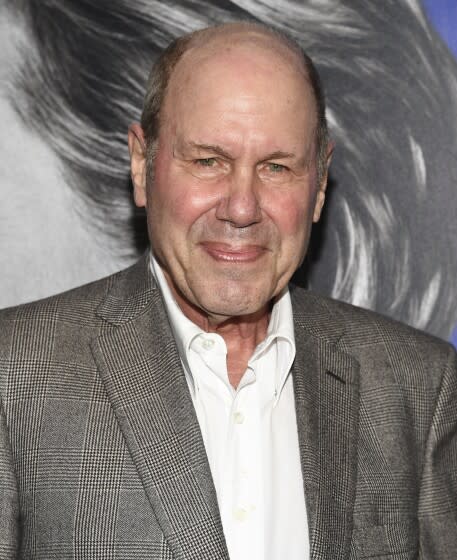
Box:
[0,269,116,326]
[291,285,455,370]
[0,258,150,361]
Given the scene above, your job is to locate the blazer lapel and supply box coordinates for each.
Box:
[292,289,360,560]
[91,257,229,559]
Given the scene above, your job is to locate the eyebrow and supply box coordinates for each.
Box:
[262,150,297,161]
[187,142,298,163]
[187,142,233,159]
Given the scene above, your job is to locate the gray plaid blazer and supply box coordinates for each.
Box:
[1,256,456,559]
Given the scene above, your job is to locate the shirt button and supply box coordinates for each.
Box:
[233,507,248,521]
[201,338,215,350]
[233,411,245,424]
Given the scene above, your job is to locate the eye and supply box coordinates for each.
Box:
[258,161,292,184]
[195,158,217,167]
[267,162,286,173]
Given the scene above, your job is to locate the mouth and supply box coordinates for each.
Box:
[199,241,268,263]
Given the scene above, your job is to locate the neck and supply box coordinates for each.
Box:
[161,268,271,389]
[208,311,270,388]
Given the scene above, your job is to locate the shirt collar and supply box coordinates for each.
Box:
[149,253,203,394]
[149,251,296,397]
[249,287,296,402]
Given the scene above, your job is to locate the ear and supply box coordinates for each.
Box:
[313,141,334,223]
[128,123,148,208]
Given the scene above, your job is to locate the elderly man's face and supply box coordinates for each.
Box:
[131,39,328,321]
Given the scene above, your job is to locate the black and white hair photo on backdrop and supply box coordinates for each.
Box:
[1,0,457,339]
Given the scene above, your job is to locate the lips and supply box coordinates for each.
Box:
[200,241,268,263]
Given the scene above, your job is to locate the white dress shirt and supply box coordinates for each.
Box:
[150,255,309,560]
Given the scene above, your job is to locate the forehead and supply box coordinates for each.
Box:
[171,31,309,94]
[162,34,316,143]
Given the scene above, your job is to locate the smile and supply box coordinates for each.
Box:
[200,242,268,263]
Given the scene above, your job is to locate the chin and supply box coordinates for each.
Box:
[197,283,272,318]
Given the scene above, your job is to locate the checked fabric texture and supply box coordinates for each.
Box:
[1,255,456,559]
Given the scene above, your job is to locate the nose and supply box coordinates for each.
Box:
[215,167,262,228]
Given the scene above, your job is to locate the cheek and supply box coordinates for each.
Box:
[172,182,221,227]
[267,190,316,240]
[150,159,221,229]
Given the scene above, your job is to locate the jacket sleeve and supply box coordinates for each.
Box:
[419,344,457,558]
[0,396,19,559]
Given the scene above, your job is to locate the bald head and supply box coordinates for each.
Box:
[173,22,306,66]
[140,22,329,182]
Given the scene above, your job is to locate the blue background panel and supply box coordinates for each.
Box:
[422,0,457,58]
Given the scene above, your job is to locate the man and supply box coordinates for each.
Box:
[1,21,456,560]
